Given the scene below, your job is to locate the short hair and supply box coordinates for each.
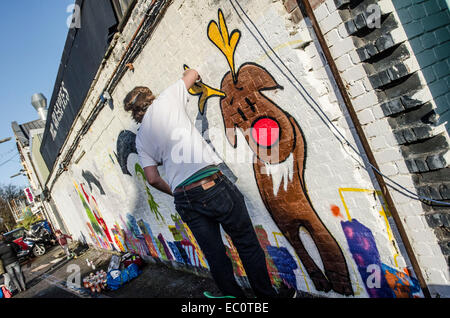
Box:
[123,86,155,123]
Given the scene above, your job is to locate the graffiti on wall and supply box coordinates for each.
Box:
[187,8,352,295]
[73,126,316,291]
[115,129,209,268]
[116,129,164,222]
[73,166,211,270]
[331,196,421,298]
[71,132,421,298]
[341,218,393,298]
[330,188,421,298]
[74,181,114,250]
[61,5,426,298]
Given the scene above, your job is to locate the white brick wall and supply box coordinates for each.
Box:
[307,0,449,297]
[45,0,449,298]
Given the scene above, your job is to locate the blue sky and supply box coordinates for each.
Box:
[0,1,74,188]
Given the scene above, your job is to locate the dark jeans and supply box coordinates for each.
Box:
[4,261,26,291]
[174,174,276,298]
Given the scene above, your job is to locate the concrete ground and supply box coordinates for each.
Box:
[7,243,222,298]
[4,243,317,299]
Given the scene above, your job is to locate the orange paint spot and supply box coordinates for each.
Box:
[331,205,343,218]
[384,269,411,298]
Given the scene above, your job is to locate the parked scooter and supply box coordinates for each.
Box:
[30,223,55,244]
[17,224,55,260]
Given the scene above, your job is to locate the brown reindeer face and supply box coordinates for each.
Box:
[219,63,295,164]
[185,9,295,164]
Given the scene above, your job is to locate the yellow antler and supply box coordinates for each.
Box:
[207,9,241,82]
[183,65,225,114]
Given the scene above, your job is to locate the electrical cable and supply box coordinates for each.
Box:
[0,153,19,167]
[0,147,17,159]
[230,0,450,207]
[49,0,169,191]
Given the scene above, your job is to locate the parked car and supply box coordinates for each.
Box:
[18,229,52,259]
[3,221,56,260]
[3,227,28,250]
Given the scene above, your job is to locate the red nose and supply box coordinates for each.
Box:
[251,117,280,147]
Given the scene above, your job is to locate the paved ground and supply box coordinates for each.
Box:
[5,244,223,298]
[4,244,318,299]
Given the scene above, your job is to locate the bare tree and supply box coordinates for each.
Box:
[0,183,23,201]
[0,183,23,232]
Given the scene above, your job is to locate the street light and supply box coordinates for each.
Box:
[10,172,26,178]
[31,93,48,121]
[10,169,26,178]
[0,137,11,144]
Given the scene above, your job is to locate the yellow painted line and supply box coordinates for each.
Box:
[393,254,400,268]
[272,231,283,248]
[379,208,394,241]
[338,187,401,269]
[338,188,352,221]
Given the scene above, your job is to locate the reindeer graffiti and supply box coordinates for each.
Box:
[187,9,353,295]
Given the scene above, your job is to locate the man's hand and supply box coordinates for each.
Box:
[182,69,200,90]
[143,166,173,196]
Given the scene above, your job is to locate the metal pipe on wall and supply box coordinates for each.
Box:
[297,0,431,298]
[45,0,163,192]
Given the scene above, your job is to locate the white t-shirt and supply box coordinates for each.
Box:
[136,79,222,192]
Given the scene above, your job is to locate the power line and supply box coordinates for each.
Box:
[0,147,18,159]
[0,153,19,167]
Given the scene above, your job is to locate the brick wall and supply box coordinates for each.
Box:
[292,0,449,296]
[45,0,449,297]
[392,0,450,133]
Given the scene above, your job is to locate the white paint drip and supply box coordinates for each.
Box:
[263,153,294,196]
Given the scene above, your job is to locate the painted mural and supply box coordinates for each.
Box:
[71,141,312,292]
[187,9,352,295]
[331,199,421,298]
[52,3,425,299]
[68,133,422,298]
